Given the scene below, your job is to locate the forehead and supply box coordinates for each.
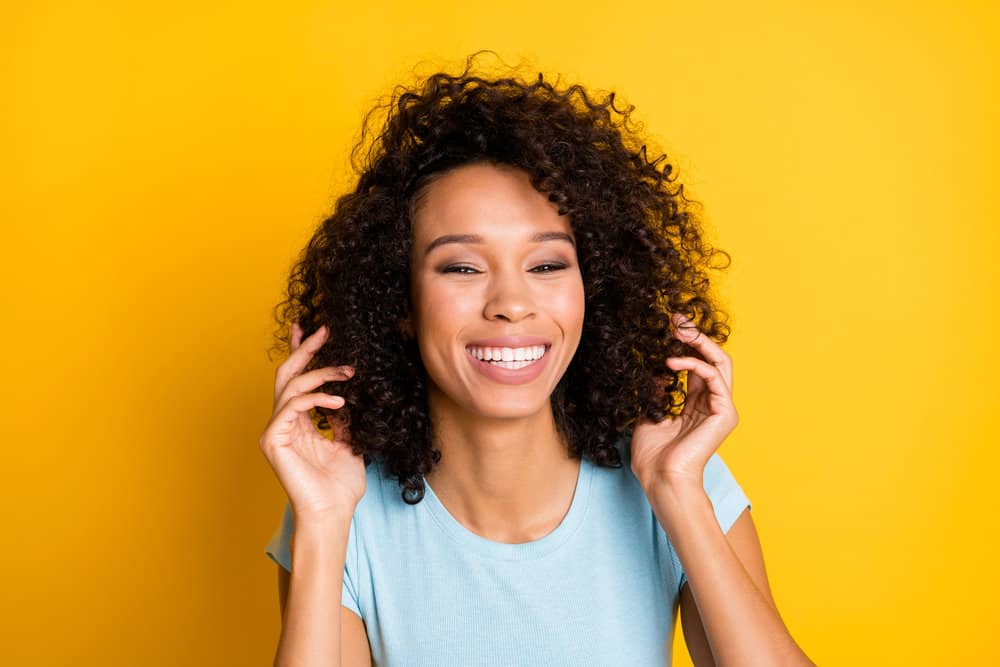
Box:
[411,163,572,242]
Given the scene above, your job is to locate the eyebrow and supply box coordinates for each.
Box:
[423,231,576,257]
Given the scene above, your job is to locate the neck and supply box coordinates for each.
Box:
[423,387,581,544]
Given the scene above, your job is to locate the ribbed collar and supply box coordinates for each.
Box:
[420,455,594,561]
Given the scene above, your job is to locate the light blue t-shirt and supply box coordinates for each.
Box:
[265,436,751,666]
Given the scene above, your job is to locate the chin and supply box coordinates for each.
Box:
[473,406,550,421]
[450,391,554,421]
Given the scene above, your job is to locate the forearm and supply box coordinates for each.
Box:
[646,483,812,666]
[275,515,352,667]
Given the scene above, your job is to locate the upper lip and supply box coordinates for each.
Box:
[465,336,551,348]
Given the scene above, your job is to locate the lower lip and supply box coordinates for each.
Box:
[466,347,551,385]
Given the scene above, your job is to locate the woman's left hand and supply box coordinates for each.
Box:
[630,312,739,493]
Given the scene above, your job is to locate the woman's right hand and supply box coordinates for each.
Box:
[259,322,366,523]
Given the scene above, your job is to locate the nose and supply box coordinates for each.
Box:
[482,267,536,323]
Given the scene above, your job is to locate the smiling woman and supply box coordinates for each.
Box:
[409,163,585,427]
[258,51,814,666]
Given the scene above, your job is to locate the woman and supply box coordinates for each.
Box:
[260,53,814,665]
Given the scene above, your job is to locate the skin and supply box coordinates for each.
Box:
[407,161,586,542]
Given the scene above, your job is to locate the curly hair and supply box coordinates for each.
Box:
[270,51,732,504]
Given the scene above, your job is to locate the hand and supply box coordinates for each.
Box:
[258,322,366,522]
[630,312,738,493]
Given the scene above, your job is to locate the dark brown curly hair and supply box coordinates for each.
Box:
[270,51,732,504]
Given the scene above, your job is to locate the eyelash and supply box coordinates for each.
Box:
[441,263,568,275]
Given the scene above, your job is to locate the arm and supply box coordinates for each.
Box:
[261,322,371,666]
[677,508,777,666]
[278,567,372,667]
[274,515,367,667]
[647,485,813,666]
[630,314,812,664]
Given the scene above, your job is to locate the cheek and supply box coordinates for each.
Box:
[552,279,586,326]
[415,281,477,331]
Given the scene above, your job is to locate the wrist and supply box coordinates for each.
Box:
[290,515,353,566]
[643,478,713,533]
[292,502,357,527]
[646,481,710,509]
[293,509,354,534]
[638,471,704,500]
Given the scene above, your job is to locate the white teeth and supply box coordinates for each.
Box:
[490,359,534,369]
[466,345,547,364]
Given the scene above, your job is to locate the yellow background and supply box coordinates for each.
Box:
[3,1,997,664]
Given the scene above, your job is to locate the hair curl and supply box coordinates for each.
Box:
[271,51,732,504]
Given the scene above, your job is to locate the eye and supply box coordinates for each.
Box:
[441,265,480,274]
[530,263,568,273]
[440,263,569,275]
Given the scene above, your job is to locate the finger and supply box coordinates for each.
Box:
[684,361,708,402]
[275,365,354,410]
[687,357,731,397]
[276,324,330,395]
[291,321,303,351]
[666,356,735,418]
[273,391,346,428]
[670,313,733,393]
[261,391,346,452]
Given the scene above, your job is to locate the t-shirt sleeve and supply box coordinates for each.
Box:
[676,452,752,592]
[264,499,363,618]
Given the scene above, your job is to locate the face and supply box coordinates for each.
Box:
[408,162,585,420]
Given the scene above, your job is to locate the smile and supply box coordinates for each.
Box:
[465,344,548,369]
